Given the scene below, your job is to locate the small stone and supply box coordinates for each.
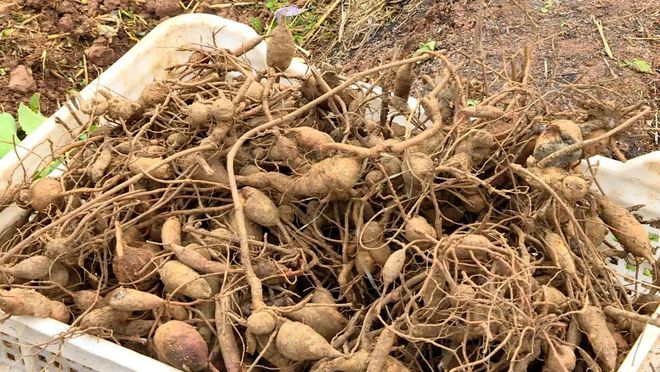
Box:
[5,59,18,68]
[144,0,155,13]
[25,0,42,8]
[154,0,180,18]
[57,14,75,32]
[103,0,122,10]
[55,1,76,14]
[8,65,36,93]
[86,38,116,67]
[87,0,101,12]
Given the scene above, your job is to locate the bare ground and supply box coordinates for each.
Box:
[1,0,658,156]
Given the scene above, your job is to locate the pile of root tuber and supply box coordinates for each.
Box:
[0,23,657,372]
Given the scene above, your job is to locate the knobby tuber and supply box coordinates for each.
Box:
[0,44,652,372]
[154,320,208,371]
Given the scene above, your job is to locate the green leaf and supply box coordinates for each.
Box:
[649,232,659,242]
[79,124,98,141]
[0,28,14,38]
[624,59,653,73]
[466,99,481,106]
[540,0,553,14]
[18,103,47,135]
[0,113,18,158]
[625,263,636,272]
[416,40,437,55]
[28,93,41,113]
[643,268,652,277]
[35,159,63,179]
[250,17,263,33]
[0,68,6,76]
[265,0,281,12]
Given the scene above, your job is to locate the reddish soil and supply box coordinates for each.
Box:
[332,0,659,158]
[1,0,658,156]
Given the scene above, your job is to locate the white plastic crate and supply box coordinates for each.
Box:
[0,13,658,372]
[577,155,660,295]
[0,13,308,248]
[0,315,177,371]
[581,151,660,372]
[578,154,660,371]
[0,13,290,372]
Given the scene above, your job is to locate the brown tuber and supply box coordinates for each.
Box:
[542,230,577,276]
[394,63,414,99]
[90,145,113,182]
[634,294,660,315]
[0,288,70,323]
[533,119,583,168]
[542,343,576,372]
[44,237,76,264]
[402,152,434,192]
[582,207,609,248]
[210,97,234,122]
[106,287,165,311]
[113,224,157,289]
[240,187,280,227]
[28,178,64,212]
[187,101,210,128]
[285,293,348,341]
[359,220,391,265]
[4,255,55,280]
[275,320,342,361]
[123,319,155,337]
[80,306,130,331]
[72,290,107,311]
[247,310,277,335]
[286,126,335,150]
[161,216,182,247]
[355,249,377,276]
[405,216,437,247]
[154,320,208,371]
[246,82,265,102]
[576,306,617,371]
[106,98,142,121]
[382,248,406,288]
[290,156,362,199]
[535,285,568,313]
[267,21,295,72]
[112,245,157,288]
[128,157,172,179]
[169,244,228,274]
[598,196,654,263]
[159,260,212,299]
[138,82,168,107]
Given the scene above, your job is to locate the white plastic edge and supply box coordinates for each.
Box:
[578,154,660,219]
[0,313,178,371]
[618,306,660,371]
[580,153,660,371]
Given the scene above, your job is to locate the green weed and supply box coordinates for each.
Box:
[540,0,553,14]
[0,93,48,158]
[623,59,653,74]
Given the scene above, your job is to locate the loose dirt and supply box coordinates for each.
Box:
[1,0,658,156]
